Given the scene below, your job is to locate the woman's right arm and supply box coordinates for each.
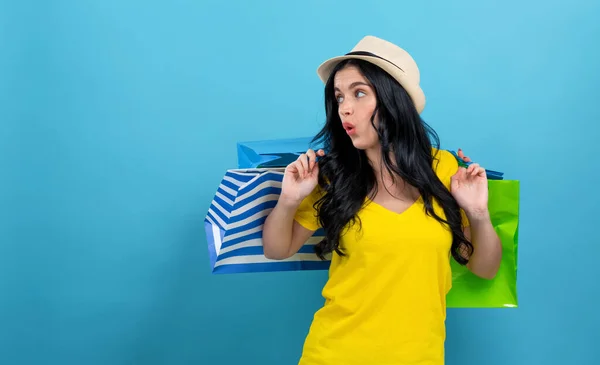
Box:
[262,148,324,260]
[262,197,315,260]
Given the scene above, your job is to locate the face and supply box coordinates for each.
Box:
[333,65,379,151]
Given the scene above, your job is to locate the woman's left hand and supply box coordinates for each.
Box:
[450,162,489,218]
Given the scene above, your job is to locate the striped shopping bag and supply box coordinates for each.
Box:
[204,167,330,274]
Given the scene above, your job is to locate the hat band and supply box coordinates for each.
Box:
[345,51,404,72]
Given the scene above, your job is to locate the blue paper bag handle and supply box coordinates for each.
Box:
[447,150,504,180]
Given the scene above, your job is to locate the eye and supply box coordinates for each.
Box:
[336,95,344,103]
[356,90,366,98]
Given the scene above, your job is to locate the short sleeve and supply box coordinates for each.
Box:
[432,148,458,190]
[293,186,324,231]
[433,149,470,228]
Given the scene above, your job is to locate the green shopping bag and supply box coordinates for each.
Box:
[447,179,520,308]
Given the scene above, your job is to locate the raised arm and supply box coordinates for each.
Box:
[262,149,324,260]
[451,162,502,279]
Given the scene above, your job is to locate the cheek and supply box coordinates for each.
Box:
[359,102,378,127]
[364,109,380,142]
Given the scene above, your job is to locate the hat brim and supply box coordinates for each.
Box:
[316,55,426,114]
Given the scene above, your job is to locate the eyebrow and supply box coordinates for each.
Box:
[334,81,371,92]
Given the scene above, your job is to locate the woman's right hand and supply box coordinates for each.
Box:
[280,148,325,205]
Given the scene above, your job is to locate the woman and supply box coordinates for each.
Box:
[262,36,502,365]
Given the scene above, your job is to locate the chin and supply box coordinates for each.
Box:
[350,136,378,151]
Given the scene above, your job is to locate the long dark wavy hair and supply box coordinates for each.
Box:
[311,58,472,265]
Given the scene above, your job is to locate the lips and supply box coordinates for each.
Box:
[342,122,356,135]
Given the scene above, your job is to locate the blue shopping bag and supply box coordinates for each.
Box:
[236,136,320,168]
[204,167,330,274]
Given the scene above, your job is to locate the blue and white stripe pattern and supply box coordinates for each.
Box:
[204,168,330,274]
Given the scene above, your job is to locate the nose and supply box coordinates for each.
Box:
[339,100,353,117]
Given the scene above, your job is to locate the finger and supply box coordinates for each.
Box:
[286,161,299,178]
[299,154,311,177]
[295,157,306,178]
[315,149,325,170]
[451,173,459,190]
[306,149,316,171]
[312,159,320,176]
[451,169,459,182]
[452,167,465,187]
[287,160,296,172]
[458,148,472,163]
[467,163,480,176]
[465,164,473,175]
[452,167,464,182]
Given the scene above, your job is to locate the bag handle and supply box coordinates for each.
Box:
[447,149,504,180]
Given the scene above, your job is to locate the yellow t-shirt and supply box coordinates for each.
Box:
[294,149,469,365]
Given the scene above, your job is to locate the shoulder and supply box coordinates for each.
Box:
[432,148,459,172]
[431,148,459,189]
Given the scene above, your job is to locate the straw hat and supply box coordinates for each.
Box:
[316,35,426,113]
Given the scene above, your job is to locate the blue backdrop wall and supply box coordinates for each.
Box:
[2,0,599,364]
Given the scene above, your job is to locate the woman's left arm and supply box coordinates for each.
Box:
[451,161,502,280]
[462,209,502,279]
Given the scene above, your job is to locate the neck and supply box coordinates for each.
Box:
[366,146,395,185]
[365,146,381,170]
[366,145,414,195]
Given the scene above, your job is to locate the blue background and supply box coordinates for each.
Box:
[2,0,599,364]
